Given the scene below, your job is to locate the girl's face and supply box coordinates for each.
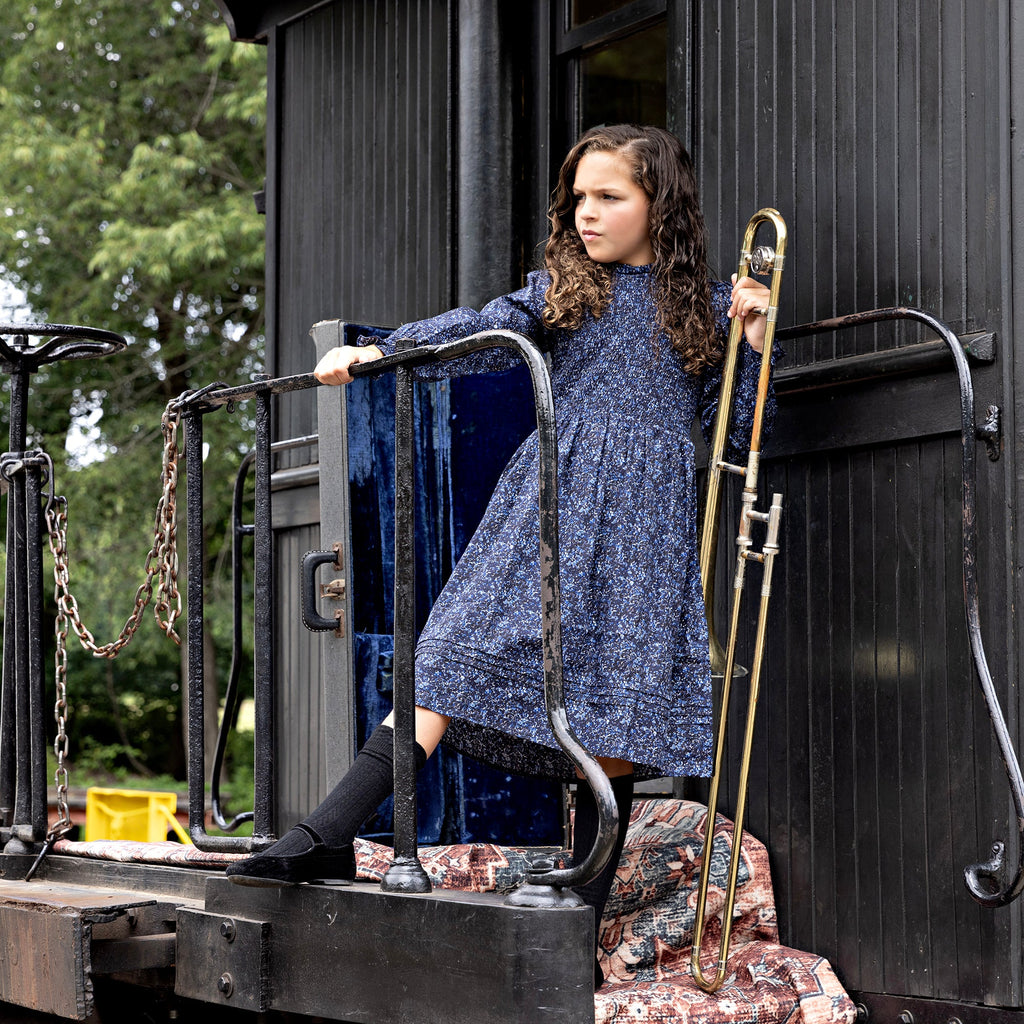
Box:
[572,149,654,267]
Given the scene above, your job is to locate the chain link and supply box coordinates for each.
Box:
[47,497,73,841]
[40,398,185,844]
[48,401,184,657]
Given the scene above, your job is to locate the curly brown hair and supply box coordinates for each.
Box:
[542,125,718,375]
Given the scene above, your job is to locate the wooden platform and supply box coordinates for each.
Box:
[0,853,595,1023]
[0,801,861,1024]
[0,862,188,1020]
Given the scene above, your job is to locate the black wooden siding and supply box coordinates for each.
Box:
[265,0,451,827]
[689,0,1019,1006]
[249,0,1024,1008]
[269,0,451,443]
[691,0,1005,345]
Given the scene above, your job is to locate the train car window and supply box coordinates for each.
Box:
[580,21,667,129]
[554,0,667,139]
[570,0,632,29]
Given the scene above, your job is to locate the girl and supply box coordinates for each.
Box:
[228,124,775,987]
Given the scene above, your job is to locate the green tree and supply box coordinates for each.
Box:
[0,0,266,785]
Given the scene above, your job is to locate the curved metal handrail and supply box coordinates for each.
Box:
[778,306,1024,907]
[351,330,619,898]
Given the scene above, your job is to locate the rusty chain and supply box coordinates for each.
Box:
[48,400,184,657]
[35,398,186,852]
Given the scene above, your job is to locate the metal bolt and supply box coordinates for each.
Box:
[220,919,236,942]
[899,1013,914,1024]
[217,973,234,998]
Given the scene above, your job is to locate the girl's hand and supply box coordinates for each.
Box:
[728,274,772,354]
[313,344,384,385]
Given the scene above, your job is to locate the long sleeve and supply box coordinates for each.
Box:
[698,280,779,459]
[362,270,553,380]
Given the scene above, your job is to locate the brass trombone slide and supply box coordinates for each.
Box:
[690,208,787,994]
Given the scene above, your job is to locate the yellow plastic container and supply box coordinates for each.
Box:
[85,787,191,844]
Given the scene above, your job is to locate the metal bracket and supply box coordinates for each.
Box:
[175,910,271,1013]
[976,404,1001,461]
[961,329,997,364]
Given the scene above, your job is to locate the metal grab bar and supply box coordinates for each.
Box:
[776,307,1024,908]
[210,434,320,834]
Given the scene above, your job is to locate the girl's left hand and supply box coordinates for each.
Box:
[728,274,772,354]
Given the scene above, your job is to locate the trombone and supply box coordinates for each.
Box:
[690,208,787,993]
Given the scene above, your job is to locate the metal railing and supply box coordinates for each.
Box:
[0,324,127,859]
[11,308,1014,913]
[774,307,1022,908]
[176,329,619,902]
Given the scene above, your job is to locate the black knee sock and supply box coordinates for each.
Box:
[295,723,426,849]
[571,773,635,945]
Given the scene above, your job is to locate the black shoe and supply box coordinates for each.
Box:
[226,823,356,887]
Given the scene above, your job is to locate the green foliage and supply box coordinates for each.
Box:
[45,429,260,782]
[0,0,266,447]
[0,1,267,782]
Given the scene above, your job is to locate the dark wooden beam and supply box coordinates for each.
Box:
[176,876,595,1022]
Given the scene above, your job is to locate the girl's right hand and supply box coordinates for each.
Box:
[313,344,384,385]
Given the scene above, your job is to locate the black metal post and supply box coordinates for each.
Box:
[7,453,32,850]
[382,341,431,894]
[252,385,276,841]
[25,464,47,841]
[211,433,314,834]
[185,407,208,844]
[0,482,15,828]
[4,365,37,853]
[0,371,19,828]
[208,447,258,834]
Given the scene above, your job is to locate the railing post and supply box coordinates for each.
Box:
[6,452,31,849]
[382,339,431,894]
[1,363,46,854]
[0,462,15,829]
[252,383,276,839]
[185,406,208,843]
[25,463,47,842]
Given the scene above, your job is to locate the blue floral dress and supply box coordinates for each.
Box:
[370,264,775,780]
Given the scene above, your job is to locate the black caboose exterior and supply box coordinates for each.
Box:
[1,2,1022,1022]
[217,0,1024,1018]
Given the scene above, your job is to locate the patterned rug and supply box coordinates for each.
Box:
[356,799,856,1024]
[56,797,855,1024]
